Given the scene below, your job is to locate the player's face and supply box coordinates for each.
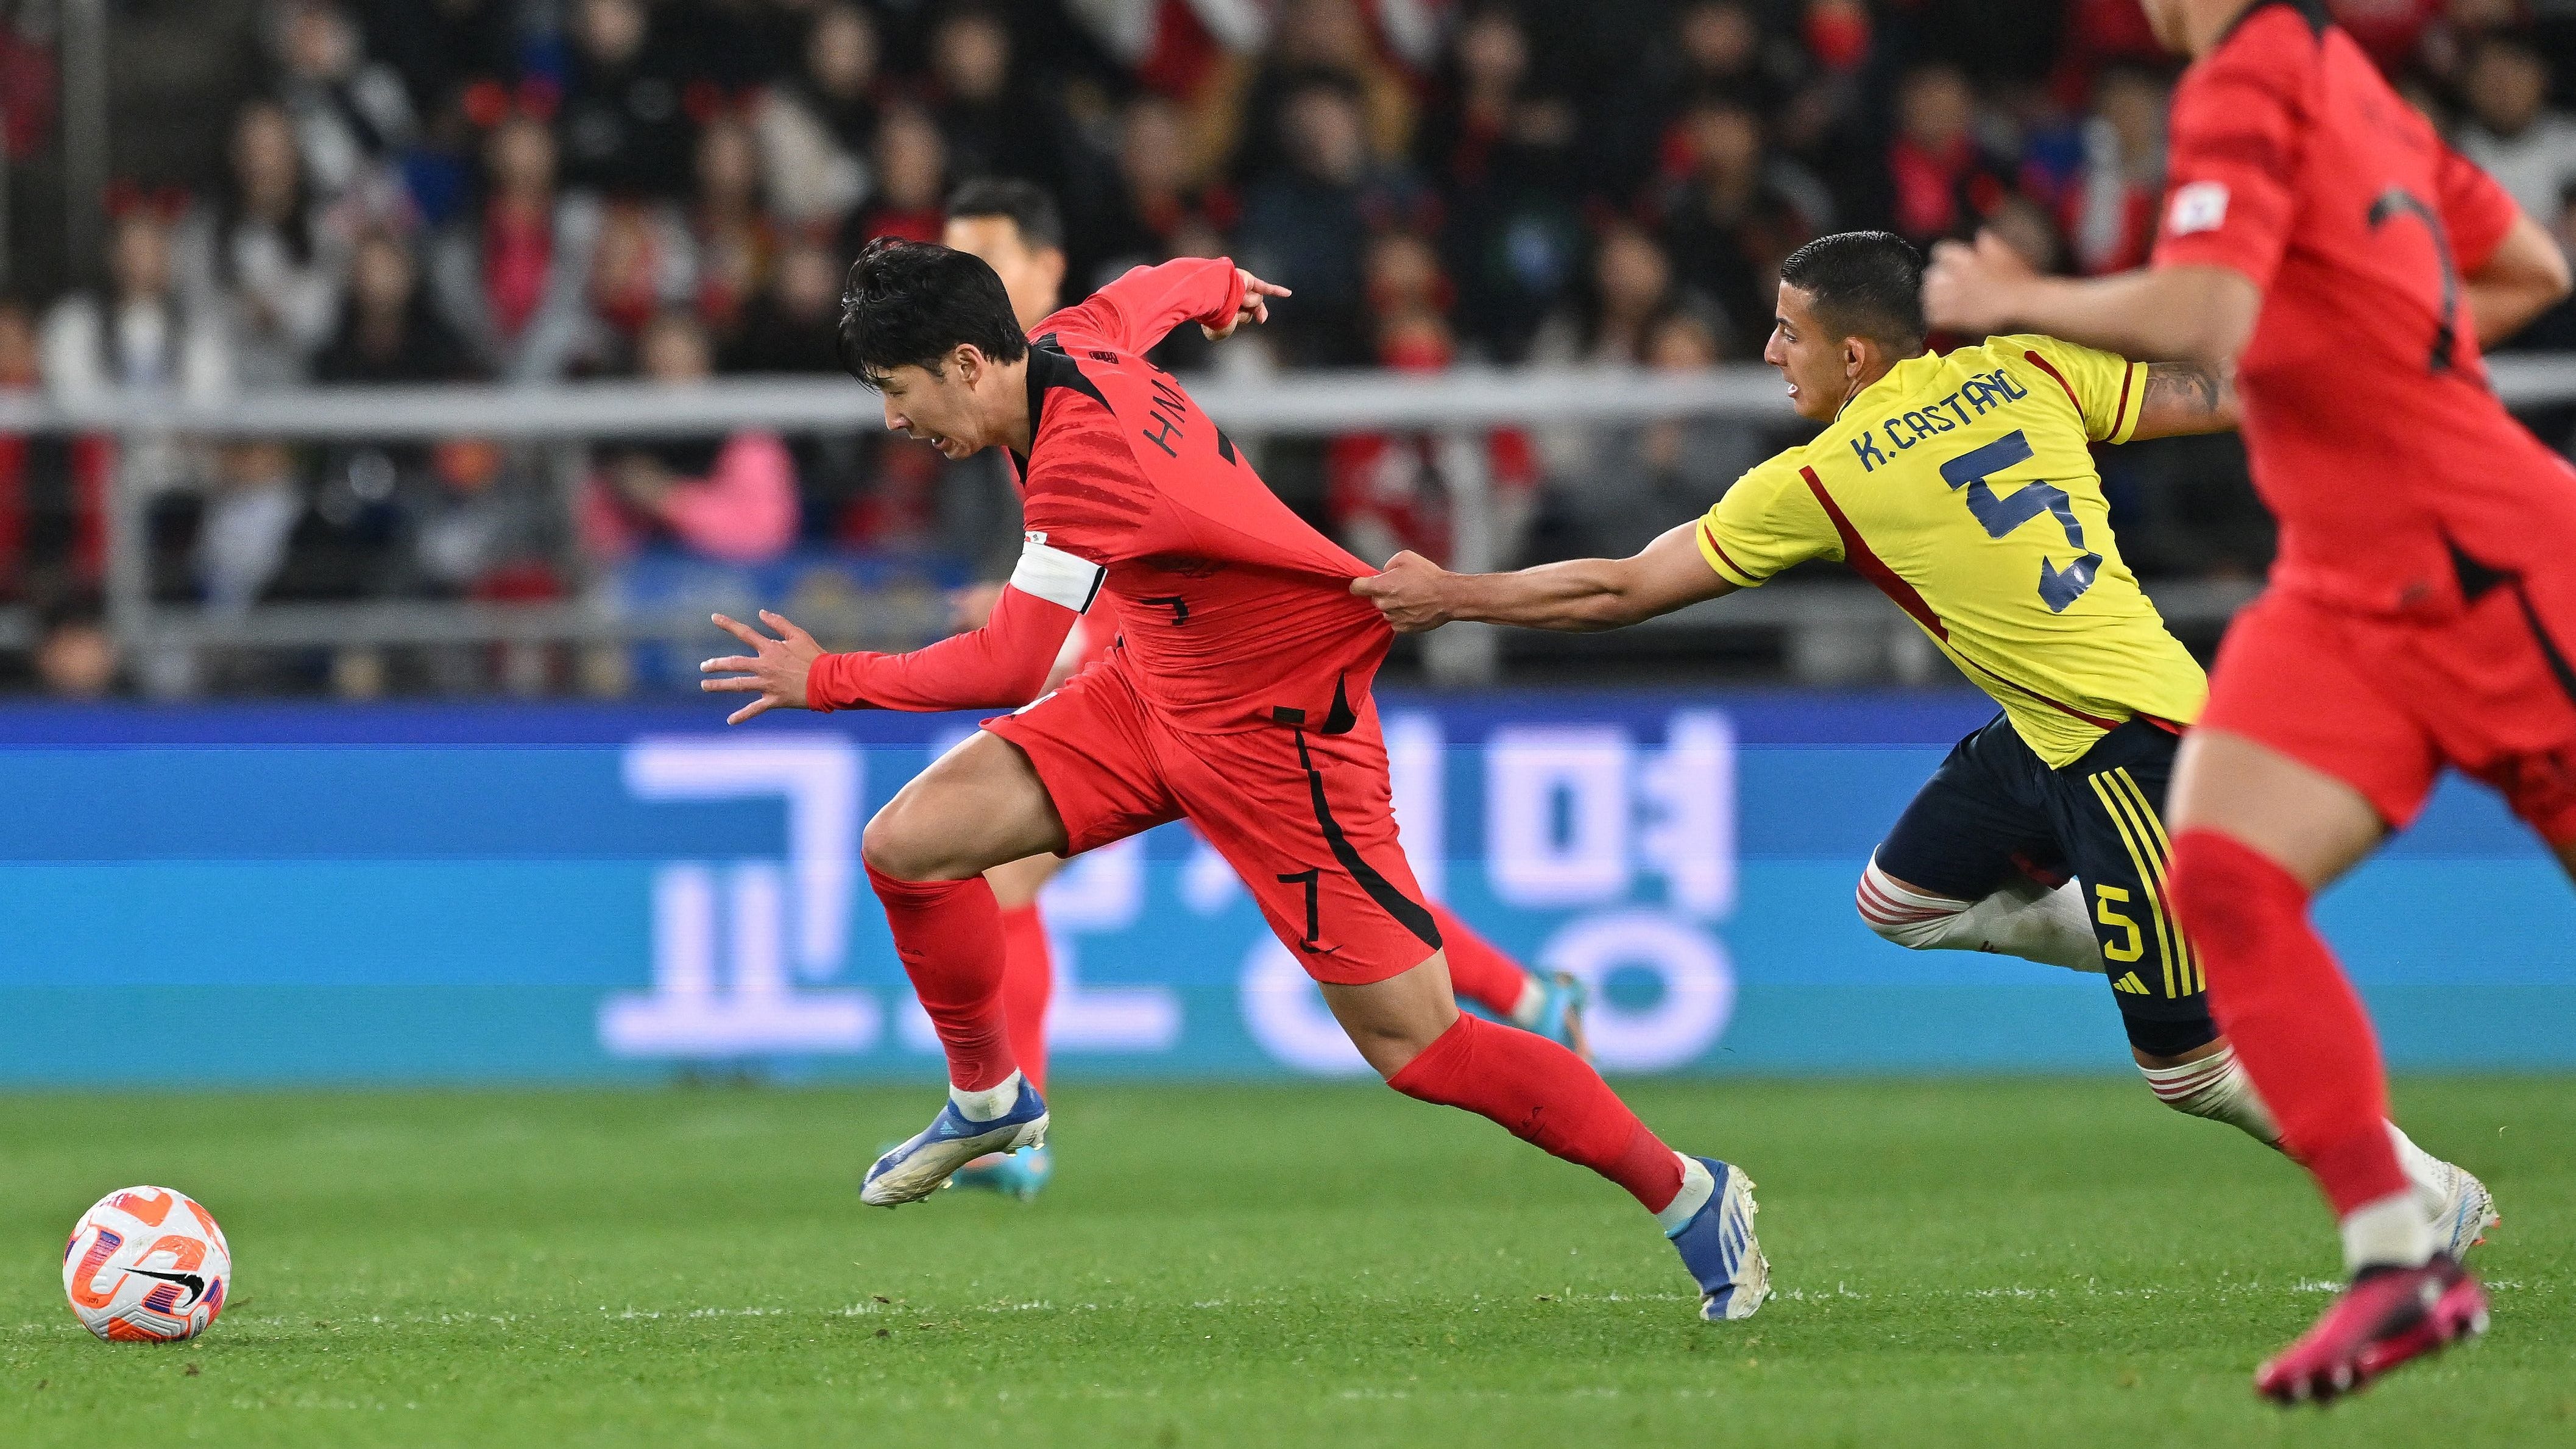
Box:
[1763,283,1850,423]
[876,357,985,459]
[943,216,1066,332]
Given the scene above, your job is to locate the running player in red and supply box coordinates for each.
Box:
[1925,0,2574,1402]
[936,182,1591,1200]
[701,239,1764,1320]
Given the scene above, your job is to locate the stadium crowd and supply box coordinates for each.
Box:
[3,0,2576,696]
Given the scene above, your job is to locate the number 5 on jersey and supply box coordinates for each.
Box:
[1939,429,2103,612]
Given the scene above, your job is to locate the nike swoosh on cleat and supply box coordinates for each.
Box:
[122,1267,207,1306]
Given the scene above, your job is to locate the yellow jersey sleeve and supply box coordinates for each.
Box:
[1696,458,1838,588]
[2003,334,2151,445]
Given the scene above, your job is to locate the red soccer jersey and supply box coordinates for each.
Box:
[2151,0,2576,615]
[809,258,1391,730]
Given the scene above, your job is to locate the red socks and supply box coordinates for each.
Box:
[1387,1013,1683,1214]
[997,903,1054,1096]
[2166,830,2408,1215]
[866,863,1017,1092]
[1430,901,1535,1020]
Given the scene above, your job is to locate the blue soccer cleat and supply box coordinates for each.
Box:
[1524,970,1591,1060]
[953,1144,1053,1201]
[1666,1155,1770,1322]
[862,1084,1050,1207]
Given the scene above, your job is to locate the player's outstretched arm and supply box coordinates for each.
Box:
[2466,211,2572,348]
[1067,257,1291,354]
[701,586,1076,722]
[1925,231,2260,368]
[1352,522,1733,634]
[2126,361,2240,440]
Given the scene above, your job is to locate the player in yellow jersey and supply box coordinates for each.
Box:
[1354,231,2494,1249]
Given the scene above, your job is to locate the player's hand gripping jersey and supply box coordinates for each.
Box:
[806,257,1391,732]
[1699,334,2206,766]
[2154,0,2576,616]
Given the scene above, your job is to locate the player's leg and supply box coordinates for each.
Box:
[1315,951,1765,1320]
[2163,725,2494,1400]
[953,851,1065,1199]
[2166,736,2413,1254]
[1860,716,2101,974]
[2157,591,2485,1400]
[1175,716,1766,1320]
[984,852,1064,1095]
[2059,722,2495,1254]
[1427,900,1590,1057]
[853,732,1069,1204]
[862,674,1178,1207]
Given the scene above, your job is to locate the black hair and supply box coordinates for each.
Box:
[946,177,1064,252]
[837,236,1029,387]
[1777,230,1926,350]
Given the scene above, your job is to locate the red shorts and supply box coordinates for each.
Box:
[983,663,1442,984]
[2201,584,2576,844]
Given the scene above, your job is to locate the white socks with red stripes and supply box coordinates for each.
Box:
[2137,1043,2455,1228]
[1855,856,2104,974]
[2139,1042,2279,1141]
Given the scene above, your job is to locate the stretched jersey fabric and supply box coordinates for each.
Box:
[2151,0,2576,616]
[1697,335,2206,767]
[810,257,1392,732]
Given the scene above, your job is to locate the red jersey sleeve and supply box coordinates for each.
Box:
[804,580,1082,713]
[2150,10,2313,291]
[1036,258,1247,357]
[2435,144,2521,274]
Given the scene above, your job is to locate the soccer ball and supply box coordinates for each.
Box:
[62,1186,232,1343]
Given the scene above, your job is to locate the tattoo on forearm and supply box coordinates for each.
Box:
[2144,362,2223,416]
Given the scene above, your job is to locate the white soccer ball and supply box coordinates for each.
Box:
[62,1186,232,1343]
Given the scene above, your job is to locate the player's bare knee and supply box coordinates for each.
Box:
[860,797,952,881]
[1349,1017,1451,1080]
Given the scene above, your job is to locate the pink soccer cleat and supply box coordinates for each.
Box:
[2256,1256,2489,1405]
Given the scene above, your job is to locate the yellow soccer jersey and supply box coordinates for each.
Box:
[1697,334,2207,766]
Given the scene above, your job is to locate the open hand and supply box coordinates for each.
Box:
[1348,551,1458,633]
[1205,270,1292,340]
[699,610,824,724]
[1922,230,2036,337]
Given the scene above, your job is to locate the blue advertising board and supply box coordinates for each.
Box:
[0,691,2566,1084]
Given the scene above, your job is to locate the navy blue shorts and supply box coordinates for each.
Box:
[1874,714,2217,1057]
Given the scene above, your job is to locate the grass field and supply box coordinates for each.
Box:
[3,1077,2571,1448]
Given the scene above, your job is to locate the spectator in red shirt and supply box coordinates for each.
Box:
[2061,62,2171,276]
[430,111,609,381]
[686,112,776,344]
[1882,63,2014,247]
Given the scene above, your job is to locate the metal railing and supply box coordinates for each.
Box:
[7,355,2575,691]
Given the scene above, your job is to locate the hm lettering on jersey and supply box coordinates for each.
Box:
[1849,368,2031,472]
[1140,375,1192,459]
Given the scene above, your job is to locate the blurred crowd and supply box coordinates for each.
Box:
[4,0,2576,696]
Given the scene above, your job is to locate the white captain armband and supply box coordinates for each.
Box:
[1010,532,1107,614]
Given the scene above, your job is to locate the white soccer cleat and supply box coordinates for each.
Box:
[862,1087,1050,1208]
[2423,1157,2500,1261]
[1666,1155,1771,1322]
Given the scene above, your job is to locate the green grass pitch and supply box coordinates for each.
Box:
[4,1077,2571,1447]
